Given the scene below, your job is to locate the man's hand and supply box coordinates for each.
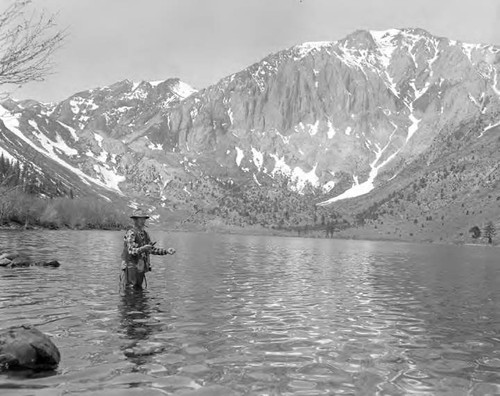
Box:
[167,248,176,255]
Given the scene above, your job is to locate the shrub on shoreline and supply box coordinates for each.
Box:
[0,188,128,230]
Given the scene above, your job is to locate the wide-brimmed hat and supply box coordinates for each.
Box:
[130,209,150,219]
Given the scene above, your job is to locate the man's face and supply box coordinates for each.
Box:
[134,217,147,228]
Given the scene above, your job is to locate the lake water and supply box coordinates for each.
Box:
[0,230,499,395]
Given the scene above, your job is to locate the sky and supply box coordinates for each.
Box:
[3,0,500,102]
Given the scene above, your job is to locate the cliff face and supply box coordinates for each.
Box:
[0,28,499,238]
[164,28,500,200]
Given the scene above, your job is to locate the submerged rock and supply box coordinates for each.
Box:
[0,325,61,371]
[13,259,60,268]
[0,252,60,268]
[0,258,11,266]
[123,342,165,357]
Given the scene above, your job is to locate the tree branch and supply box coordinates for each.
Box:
[0,0,67,87]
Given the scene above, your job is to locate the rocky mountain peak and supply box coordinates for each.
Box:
[341,29,377,50]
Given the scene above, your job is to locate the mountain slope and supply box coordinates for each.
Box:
[163,28,500,200]
[0,28,499,240]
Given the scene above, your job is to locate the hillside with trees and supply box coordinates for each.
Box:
[0,154,127,230]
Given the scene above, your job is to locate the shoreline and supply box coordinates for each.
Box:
[0,222,124,232]
[168,224,499,247]
[1,221,497,248]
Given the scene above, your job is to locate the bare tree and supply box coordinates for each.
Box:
[0,0,66,90]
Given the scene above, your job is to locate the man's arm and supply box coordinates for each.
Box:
[141,234,175,256]
[151,246,175,255]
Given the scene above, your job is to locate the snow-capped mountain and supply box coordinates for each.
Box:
[167,28,500,201]
[1,28,499,236]
[0,78,198,201]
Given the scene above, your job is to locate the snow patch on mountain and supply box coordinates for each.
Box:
[295,121,320,136]
[235,147,244,166]
[28,120,78,156]
[322,180,336,193]
[253,173,261,186]
[93,164,125,191]
[479,119,500,137]
[461,43,479,62]
[251,147,264,171]
[190,106,199,120]
[172,81,197,99]
[309,120,319,136]
[149,80,164,87]
[319,174,369,205]
[411,80,430,100]
[96,150,108,163]
[492,70,500,96]
[69,96,98,114]
[126,86,149,100]
[57,121,79,141]
[40,103,57,117]
[270,153,291,177]
[0,146,16,162]
[335,45,377,76]
[147,138,163,151]
[182,186,191,196]
[370,29,399,68]
[294,41,333,60]
[406,106,421,142]
[94,133,103,147]
[468,93,481,107]
[276,131,290,144]
[268,152,321,192]
[327,120,336,138]
[290,164,319,191]
[427,39,440,77]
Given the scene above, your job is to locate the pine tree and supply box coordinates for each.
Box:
[483,221,496,244]
[0,154,6,177]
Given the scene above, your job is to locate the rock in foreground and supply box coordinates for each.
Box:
[0,325,61,371]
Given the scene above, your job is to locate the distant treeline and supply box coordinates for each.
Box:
[0,155,128,230]
[178,173,349,233]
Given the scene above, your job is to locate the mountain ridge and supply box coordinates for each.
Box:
[1,28,499,242]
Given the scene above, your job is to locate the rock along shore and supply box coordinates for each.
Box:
[0,252,60,268]
[0,325,61,371]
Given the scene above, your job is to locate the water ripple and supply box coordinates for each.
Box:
[0,231,499,394]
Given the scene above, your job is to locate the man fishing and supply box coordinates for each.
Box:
[121,208,175,289]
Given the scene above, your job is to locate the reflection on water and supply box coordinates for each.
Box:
[118,288,153,340]
[0,230,499,395]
